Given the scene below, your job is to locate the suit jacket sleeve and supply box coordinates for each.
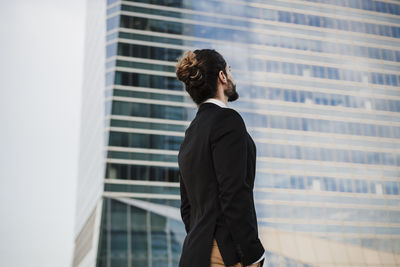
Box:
[211,108,265,266]
[179,170,191,234]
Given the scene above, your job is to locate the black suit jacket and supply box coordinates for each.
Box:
[178,102,265,267]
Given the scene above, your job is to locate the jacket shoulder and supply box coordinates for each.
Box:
[210,108,246,142]
[214,107,245,128]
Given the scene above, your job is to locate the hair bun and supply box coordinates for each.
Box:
[176,51,204,86]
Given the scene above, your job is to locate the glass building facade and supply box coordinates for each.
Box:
[73,0,400,266]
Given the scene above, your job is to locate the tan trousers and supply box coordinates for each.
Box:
[210,238,261,267]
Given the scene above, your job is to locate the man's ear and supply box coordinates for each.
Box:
[218,70,227,84]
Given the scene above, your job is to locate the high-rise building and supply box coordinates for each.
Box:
[73,0,400,266]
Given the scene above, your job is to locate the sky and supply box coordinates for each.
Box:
[0,0,86,266]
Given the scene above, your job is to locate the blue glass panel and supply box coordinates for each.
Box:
[337,19,349,30]
[336,149,350,162]
[107,15,120,31]
[393,127,400,138]
[286,117,301,130]
[377,125,392,138]
[363,124,376,137]
[382,49,394,61]
[278,10,291,23]
[293,13,306,24]
[375,2,388,13]
[107,42,117,58]
[268,87,284,100]
[381,153,395,165]
[390,74,398,86]
[270,115,285,129]
[376,73,384,84]
[308,15,320,27]
[348,0,361,8]
[393,26,400,38]
[107,0,119,5]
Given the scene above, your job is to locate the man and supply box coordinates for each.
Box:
[176,49,266,267]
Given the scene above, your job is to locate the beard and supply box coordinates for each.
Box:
[224,77,239,102]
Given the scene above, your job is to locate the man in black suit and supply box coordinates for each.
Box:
[175,49,266,267]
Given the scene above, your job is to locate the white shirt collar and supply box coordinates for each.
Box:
[201,98,227,108]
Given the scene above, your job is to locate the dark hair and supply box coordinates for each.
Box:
[175,49,227,105]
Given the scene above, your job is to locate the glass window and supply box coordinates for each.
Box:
[377,125,391,138]
[261,8,277,21]
[395,51,400,62]
[325,17,335,29]
[366,23,377,34]
[278,10,291,23]
[286,117,301,130]
[345,179,353,192]
[361,180,368,193]
[303,146,319,161]
[338,179,346,192]
[354,180,362,193]
[392,25,400,38]
[107,4,120,15]
[375,2,388,13]
[319,16,328,28]
[266,61,280,73]
[270,115,285,129]
[366,152,380,164]
[280,36,293,49]
[388,3,400,15]
[376,73,384,84]
[308,15,321,27]
[337,19,349,30]
[297,176,305,189]
[107,42,117,58]
[392,182,399,195]
[330,94,344,106]
[248,58,265,71]
[269,144,286,159]
[388,100,400,112]
[384,73,392,85]
[299,90,313,103]
[351,150,365,164]
[320,148,334,161]
[390,74,398,86]
[287,145,301,159]
[363,124,376,137]
[107,15,120,31]
[295,38,307,51]
[368,47,381,59]
[293,13,306,24]
[284,89,297,102]
[362,0,374,11]
[290,175,297,188]
[348,0,361,8]
[381,153,395,165]
[348,122,362,135]
[369,181,376,194]
[374,98,388,111]
[106,72,115,86]
[393,127,400,139]
[314,92,329,105]
[382,49,394,61]
[350,21,362,32]
[268,87,284,100]
[281,62,290,74]
[384,181,392,194]
[336,149,350,163]
[288,63,296,75]
[260,143,271,157]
